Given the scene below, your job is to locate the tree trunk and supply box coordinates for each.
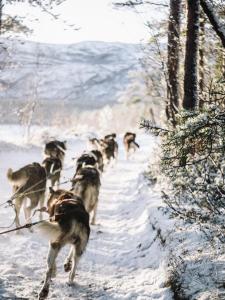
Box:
[200,0,225,48]
[0,0,3,35]
[199,11,206,108]
[167,0,182,125]
[183,0,200,110]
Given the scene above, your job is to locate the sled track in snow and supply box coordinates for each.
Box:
[0,134,172,300]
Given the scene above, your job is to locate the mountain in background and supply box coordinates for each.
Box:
[0,39,143,109]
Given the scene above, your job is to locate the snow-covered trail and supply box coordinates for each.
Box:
[0,132,173,300]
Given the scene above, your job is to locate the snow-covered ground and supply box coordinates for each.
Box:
[0,127,173,300]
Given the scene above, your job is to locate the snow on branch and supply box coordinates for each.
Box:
[140,119,171,136]
[113,1,168,8]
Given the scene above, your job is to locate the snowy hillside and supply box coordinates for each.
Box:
[0,39,142,108]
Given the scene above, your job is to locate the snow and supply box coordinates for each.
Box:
[0,126,173,299]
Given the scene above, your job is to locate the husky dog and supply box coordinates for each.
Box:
[91,150,104,173]
[104,133,118,162]
[76,151,104,174]
[123,132,140,159]
[38,189,90,300]
[42,157,62,188]
[75,152,98,173]
[7,162,47,228]
[100,137,118,165]
[71,166,101,225]
[88,137,101,151]
[44,140,67,164]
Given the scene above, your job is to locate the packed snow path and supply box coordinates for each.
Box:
[0,133,173,299]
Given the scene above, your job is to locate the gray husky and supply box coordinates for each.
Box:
[38,189,90,300]
[7,162,47,228]
[71,166,101,225]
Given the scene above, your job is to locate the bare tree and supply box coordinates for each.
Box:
[183,0,200,110]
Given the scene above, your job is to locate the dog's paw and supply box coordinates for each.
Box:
[64,260,72,272]
[38,286,49,300]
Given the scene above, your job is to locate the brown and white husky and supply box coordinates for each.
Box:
[123,132,139,159]
[38,189,90,300]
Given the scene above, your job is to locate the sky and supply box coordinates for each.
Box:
[4,0,167,44]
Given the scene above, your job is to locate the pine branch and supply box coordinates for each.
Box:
[140,119,171,135]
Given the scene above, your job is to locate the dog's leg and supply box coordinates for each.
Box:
[39,193,45,221]
[56,175,60,189]
[50,178,54,188]
[23,198,28,220]
[68,246,77,285]
[39,242,60,300]
[64,245,74,272]
[91,200,98,225]
[14,197,23,228]
[57,180,60,189]
[26,199,38,223]
[68,233,88,284]
[51,262,57,278]
[127,148,131,160]
[125,145,129,160]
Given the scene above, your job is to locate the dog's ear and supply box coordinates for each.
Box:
[49,187,55,194]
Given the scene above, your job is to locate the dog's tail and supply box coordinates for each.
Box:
[36,220,61,240]
[7,168,28,186]
[129,141,140,149]
[134,141,140,148]
[7,168,14,181]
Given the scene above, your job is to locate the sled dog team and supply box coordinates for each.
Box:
[6,132,139,300]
